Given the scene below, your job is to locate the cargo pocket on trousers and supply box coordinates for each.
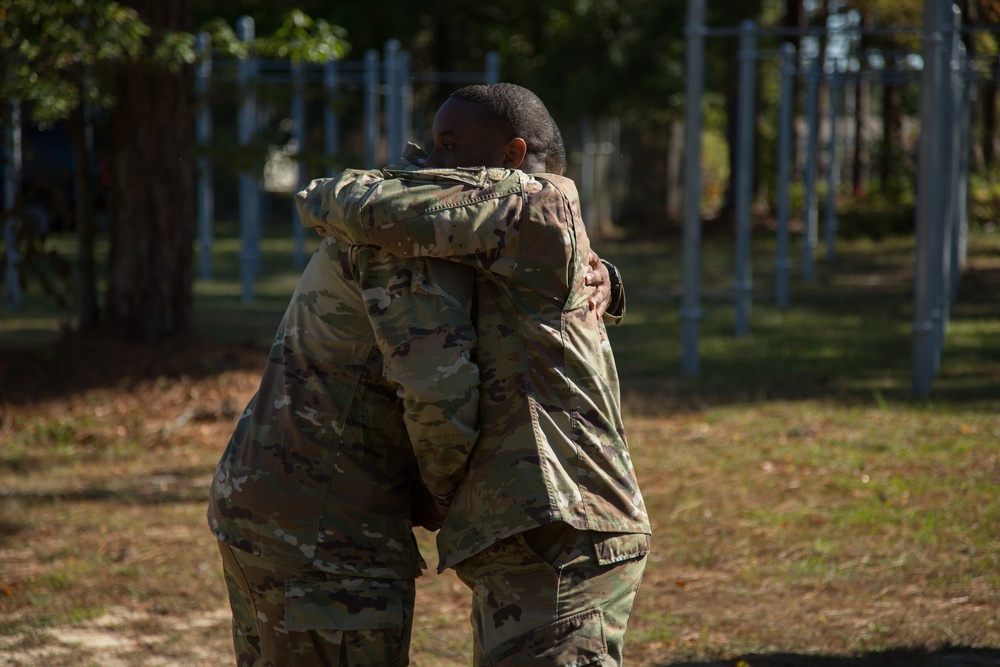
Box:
[485,608,608,667]
[592,532,650,566]
[284,579,405,632]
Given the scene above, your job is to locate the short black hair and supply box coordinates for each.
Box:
[449,83,567,175]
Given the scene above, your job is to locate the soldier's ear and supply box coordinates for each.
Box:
[502,138,527,170]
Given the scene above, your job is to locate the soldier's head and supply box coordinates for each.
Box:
[424,83,566,175]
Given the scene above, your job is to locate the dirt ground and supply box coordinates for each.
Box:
[1,332,998,667]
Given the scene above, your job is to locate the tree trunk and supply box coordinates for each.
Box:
[106,0,195,341]
[879,79,902,195]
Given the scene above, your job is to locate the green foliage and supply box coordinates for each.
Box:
[151,30,198,70]
[701,127,730,210]
[197,17,250,59]
[0,3,350,126]
[195,10,350,64]
[193,1,697,121]
[970,174,1000,223]
[0,0,148,126]
[505,0,690,119]
[856,0,922,29]
[254,9,349,63]
[836,187,917,241]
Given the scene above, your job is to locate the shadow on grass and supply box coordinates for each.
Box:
[0,468,211,547]
[0,330,265,406]
[0,483,209,513]
[661,646,1000,666]
[0,466,211,506]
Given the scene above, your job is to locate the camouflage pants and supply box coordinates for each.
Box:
[218,541,415,667]
[453,523,649,666]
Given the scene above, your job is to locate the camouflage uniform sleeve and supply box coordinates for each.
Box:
[359,251,480,510]
[296,168,525,258]
[296,169,379,243]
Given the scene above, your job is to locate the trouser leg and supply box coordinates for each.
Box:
[454,523,648,666]
[219,541,271,666]
[218,540,415,667]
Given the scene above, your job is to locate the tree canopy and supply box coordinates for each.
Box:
[0,1,147,126]
[1,0,349,340]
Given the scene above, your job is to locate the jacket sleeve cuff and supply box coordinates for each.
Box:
[601,259,626,325]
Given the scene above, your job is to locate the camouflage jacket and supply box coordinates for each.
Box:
[207,237,479,579]
[297,167,650,571]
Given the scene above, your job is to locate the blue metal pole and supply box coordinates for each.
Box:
[934,3,962,366]
[323,59,340,165]
[401,50,413,154]
[364,49,380,169]
[3,98,22,310]
[384,40,401,163]
[291,60,307,268]
[775,43,796,308]
[824,64,841,260]
[195,32,214,281]
[948,12,966,310]
[955,42,972,280]
[932,3,960,376]
[734,20,757,338]
[237,16,259,304]
[802,55,821,281]
[681,0,705,376]
[485,51,501,84]
[912,0,948,395]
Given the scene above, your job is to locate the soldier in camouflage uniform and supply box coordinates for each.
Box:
[206,209,484,665]
[208,142,618,664]
[297,83,651,666]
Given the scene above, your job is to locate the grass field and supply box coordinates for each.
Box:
[0,223,998,666]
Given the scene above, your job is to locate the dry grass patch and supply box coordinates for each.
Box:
[620,404,999,665]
